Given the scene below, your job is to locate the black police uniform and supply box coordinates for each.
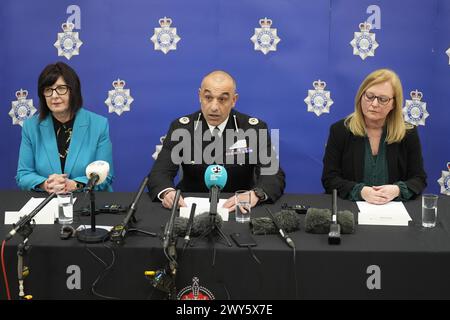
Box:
[147,109,285,202]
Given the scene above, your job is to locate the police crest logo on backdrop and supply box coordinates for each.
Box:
[304,80,334,116]
[350,21,379,60]
[150,17,181,54]
[250,17,281,55]
[152,136,166,160]
[403,90,429,126]
[54,22,83,60]
[437,162,450,196]
[105,79,134,116]
[9,89,37,127]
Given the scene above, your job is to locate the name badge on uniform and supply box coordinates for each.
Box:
[226,139,252,156]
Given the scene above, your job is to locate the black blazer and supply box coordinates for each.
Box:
[321,119,427,199]
[147,109,286,202]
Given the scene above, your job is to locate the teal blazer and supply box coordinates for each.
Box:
[16,108,114,191]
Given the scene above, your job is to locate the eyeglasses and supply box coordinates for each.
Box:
[43,85,70,97]
[363,91,394,106]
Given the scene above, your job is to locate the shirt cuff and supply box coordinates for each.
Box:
[394,181,414,201]
[348,183,365,201]
[157,187,176,201]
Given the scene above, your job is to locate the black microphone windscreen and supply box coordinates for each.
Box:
[305,208,355,234]
[250,209,300,235]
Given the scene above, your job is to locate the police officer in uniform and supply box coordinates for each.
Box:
[147,70,285,211]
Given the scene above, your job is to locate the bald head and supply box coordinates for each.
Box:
[200,70,236,93]
[199,70,238,126]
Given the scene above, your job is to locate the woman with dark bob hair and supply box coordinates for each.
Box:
[322,69,426,204]
[16,62,114,192]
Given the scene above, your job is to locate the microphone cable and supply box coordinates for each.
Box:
[85,239,120,300]
[1,240,11,300]
[246,246,261,265]
[127,228,157,237]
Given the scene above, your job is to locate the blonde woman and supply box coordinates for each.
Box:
[322,69,426,204]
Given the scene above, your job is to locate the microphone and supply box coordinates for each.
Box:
[204,165,227,215]
[305,209,355,234]
[183,203,196,247]
[163,189,181,250]
[265,208,295,249]
[5,193,57,241]
[77,161,110,243]
[250,209,300,235]
[85,160,109,191]
[328,189,341,245]
[110,177,149,244]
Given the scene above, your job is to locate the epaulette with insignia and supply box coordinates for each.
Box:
[179,116,190,124]
[248,117,259,125]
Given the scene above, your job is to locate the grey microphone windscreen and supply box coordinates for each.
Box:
[305,208,355,234]
[338,210,355,234]
[250,209,300,235]
[172,217,188,237]
[192,212,223,235]
[171,212,224,237]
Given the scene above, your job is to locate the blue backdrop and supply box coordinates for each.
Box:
[1,0,449,194]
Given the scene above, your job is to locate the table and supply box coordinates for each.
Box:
[1,191,449,299]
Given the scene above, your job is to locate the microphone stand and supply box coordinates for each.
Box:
[162,190,181,300]
[4,192,57,299]
[77,188,109,243]
[17,238,32,300]
[110,177,156,245]
[192,186,232,247]
[166,228,178,300]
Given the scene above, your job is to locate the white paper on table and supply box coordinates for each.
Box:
[4,196,77,225]
[357,201,412,226]
[180,197,229,221]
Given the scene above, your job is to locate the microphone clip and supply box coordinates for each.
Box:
[328,189,341,245]
[328,222,341,245]
[109,224,126,244]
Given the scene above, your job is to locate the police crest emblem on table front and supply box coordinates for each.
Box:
[403,90,429,126]
[250,18,281,55]
[105,79,134,116]
[9,89,37,127]
[437,162,450,196]
[350,22,378,60]
[304,80,334,116]
[54,22,83,60]
[150,17,181,54]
